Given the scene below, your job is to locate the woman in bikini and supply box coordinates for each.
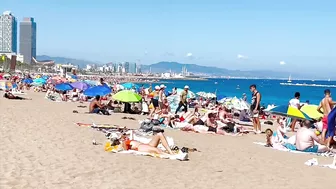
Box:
[120,132,173,155]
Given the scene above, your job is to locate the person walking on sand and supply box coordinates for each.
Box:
[249,84,262,134]
[289,92,304,132]
[317,89,336,147]
[175,85,189,114]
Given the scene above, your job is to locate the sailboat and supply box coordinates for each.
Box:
[287,75,292,83]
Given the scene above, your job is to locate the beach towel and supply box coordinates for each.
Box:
[104,142,188,161]
[75,123,118,128]
[304,157,336,170]
[253,142,335,157]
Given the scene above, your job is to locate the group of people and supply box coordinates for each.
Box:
[266,89,336,153]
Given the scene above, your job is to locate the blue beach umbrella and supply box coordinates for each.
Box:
[23,78,33,84]
[121,82,140,90]
[55,83,73,91]
[33,78,46,84]
[84,85,112,97]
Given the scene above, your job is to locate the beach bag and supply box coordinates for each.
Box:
[223,122,235,133]
[140,122,154,132]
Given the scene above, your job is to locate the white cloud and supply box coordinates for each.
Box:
[186,52,193,57]
[237,54,248,59]
[280,61,286,65]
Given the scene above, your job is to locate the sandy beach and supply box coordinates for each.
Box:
[0,91,334,189]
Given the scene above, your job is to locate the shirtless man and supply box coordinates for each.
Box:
[295,120,328,153]
[89,95,108,114]
[317,89,336,147]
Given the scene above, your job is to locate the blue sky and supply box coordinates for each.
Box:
[2,0,335,75]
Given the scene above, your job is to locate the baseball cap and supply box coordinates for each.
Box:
[155,85,160,90]
[184,85,189,89]
[160,84,166,88]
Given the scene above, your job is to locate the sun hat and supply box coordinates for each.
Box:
[184,85,189,89]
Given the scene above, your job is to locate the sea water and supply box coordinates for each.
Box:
[139,79,336,106]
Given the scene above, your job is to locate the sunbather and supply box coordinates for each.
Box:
[120,132,173,155]
[3,92,31,100]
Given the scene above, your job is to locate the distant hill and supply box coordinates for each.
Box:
[141,61,310,79]
[37,55,99,68]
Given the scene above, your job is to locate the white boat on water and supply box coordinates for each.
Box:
[328,78,331,82]
[287,75,292,83]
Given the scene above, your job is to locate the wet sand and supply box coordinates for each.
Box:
[0,92,334,189]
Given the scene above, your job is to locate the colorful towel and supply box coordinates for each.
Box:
[104,142,188,161]
[253,142,335,157]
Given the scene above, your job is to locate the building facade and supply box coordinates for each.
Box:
[128,62,137,73]
[0,11,17,53]
[20,17,36,64]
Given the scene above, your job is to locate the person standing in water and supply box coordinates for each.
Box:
[317,89,336,147]
[250,84,262,134]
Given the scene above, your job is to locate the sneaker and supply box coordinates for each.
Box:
[256,130,262,134]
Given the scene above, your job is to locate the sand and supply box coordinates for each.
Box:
[0,92,334,189]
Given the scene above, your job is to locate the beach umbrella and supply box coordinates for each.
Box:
[22,78,33,84]
[268,105,312,120]
[84,85,111,97]
[121,82,140,90]
[112,90,142,102]
[176,88,196,98]
[196,91,207,97]
[301,105,323,119]
[3,73,11,78]
[0,81,13,90]
[84,80,99,86]
[70,81,90,91]
[206,92,217,98]
[55,83,73,91]
[31,82,44,87]
[33,78,46,84]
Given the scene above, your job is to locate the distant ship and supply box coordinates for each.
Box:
[236,85,240,89]
[328,78,331,82]
[287,75,292,83]
[280,82,336,88]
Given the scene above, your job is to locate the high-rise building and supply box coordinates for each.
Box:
[128,62,137,73]
[0,11,17,53]
[20,17,36,64]
[123,62,130,73]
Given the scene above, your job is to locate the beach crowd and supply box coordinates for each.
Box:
[1,72,336,160]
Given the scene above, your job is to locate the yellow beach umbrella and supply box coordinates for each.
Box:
[301,105,323,119]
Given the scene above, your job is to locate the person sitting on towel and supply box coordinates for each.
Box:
[295,120,329,153]
[119,132,173,155]
[89,95,109,115]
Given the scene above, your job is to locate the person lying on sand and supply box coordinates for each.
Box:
[118,131,173,155]
[89,95,110,115]
[3,92,31,100]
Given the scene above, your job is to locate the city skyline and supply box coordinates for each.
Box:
[1,0,335,77]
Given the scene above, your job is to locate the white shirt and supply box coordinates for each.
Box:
[289,98,300,108]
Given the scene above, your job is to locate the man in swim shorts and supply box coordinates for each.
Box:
[317,89,336,146]
[250,84,262,134]
[295,120,328,153]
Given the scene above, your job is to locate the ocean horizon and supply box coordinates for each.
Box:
[137,78,336,106]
